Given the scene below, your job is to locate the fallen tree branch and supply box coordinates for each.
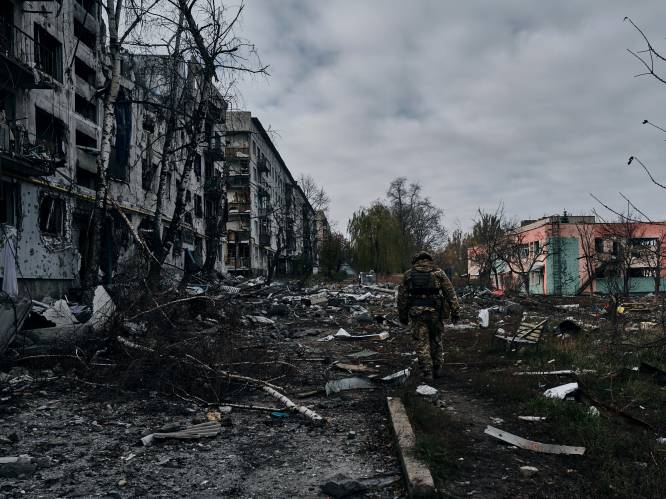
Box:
[262,386,324,423]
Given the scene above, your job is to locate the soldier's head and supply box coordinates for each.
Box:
[412,251,433,264]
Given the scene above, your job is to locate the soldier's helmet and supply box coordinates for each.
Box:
[411,251,433,264]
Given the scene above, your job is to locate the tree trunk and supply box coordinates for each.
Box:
[83,8,122,289]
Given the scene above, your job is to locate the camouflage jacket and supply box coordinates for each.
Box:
[397,261,460,324]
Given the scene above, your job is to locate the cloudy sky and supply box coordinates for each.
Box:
[231,1,666,233]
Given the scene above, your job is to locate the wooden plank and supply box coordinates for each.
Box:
[484,425,585,455]
[386,397,436,498]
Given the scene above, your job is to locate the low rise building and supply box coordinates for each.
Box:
[468,213,666,295]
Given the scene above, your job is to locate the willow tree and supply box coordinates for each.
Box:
[348,202,403,273]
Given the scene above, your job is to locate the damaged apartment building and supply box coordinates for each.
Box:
[225,112,319,276]
[0,0,227,296]
[468,213,666,296]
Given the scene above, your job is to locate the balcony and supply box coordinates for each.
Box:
[258,185,270,199]
[257,156,269,174]
[204,176,224,193]
[206,135,225,161]
[0,125,62,177]
[0,24,57,89]
[228,174,250,188]
[227,230,250,243]
[259,232,271,247]
[224,146,250,161]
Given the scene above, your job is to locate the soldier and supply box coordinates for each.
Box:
[397,251,460,380]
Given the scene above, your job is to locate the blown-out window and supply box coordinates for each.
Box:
[39,195,65,236]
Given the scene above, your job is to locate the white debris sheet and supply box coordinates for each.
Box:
[543,382,579,399]
[325,377,376,395]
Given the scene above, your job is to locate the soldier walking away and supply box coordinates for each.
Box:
[397,251,460,380]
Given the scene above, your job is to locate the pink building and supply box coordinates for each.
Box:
[468,214,666,295]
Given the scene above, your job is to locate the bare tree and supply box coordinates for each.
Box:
[130,0,267,287]
[386,177,446,266]
[498,230,550,296]
[83,0,162,288]
[468,205,509,288]
[575,222,598,295]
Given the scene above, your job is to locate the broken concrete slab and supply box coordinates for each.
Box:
[325,377,376,396]
[484,425,585,455]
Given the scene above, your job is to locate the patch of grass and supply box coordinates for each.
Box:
[402,392,465,485]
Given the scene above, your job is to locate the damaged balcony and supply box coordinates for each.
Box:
[228,174,250,188]
[204,176,224,193]
[206,134,225,162]
[257,156,269,175]
[228,201,250,221]
[0,125,62,177]
[0,23,58,89]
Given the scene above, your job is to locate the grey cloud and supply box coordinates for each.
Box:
[233,1,666,231]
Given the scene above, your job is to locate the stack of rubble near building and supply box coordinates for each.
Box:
[0,1,326,295]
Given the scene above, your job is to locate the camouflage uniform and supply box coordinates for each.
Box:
[397,255,460,377]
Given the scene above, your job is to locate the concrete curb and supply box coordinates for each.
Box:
[386,396,436,498]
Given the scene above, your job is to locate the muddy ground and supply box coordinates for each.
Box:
[2,283,666,498]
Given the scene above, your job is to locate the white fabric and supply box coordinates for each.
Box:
[1,236,18,297]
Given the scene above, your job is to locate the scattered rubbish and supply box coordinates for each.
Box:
[381,368,411,384]
[206,411,222,422]
[416,384,438,397]
[515,369,596,376]
[309,292,328,305]
[270,412,289,418]
[543,382,579,399]
[246,316,275,325]
[346,349,379,359]
[219,285,241,295]
[89,286,116,331]
[140,421,221,446]
[520,466,539,477]
[320,473,400,499]
[484,426,585,455]
[494,319,548,349]
[588,406,600,417]
[490,417,504,425]
[555,304,579,310]
[0,297,31,354]
[657,437,666,445]
[347,431,356,439]
[325,377,376,395]
[518,416,547,422]
[478,308,490,328]
[334,363,376,374]
[42,299,78,326]
[358,271,377,285]
[322,328,390,341]
[0,455,37,478]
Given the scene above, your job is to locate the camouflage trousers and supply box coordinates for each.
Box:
[409,312,445,374]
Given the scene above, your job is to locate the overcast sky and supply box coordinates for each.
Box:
[231,1,666,233]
